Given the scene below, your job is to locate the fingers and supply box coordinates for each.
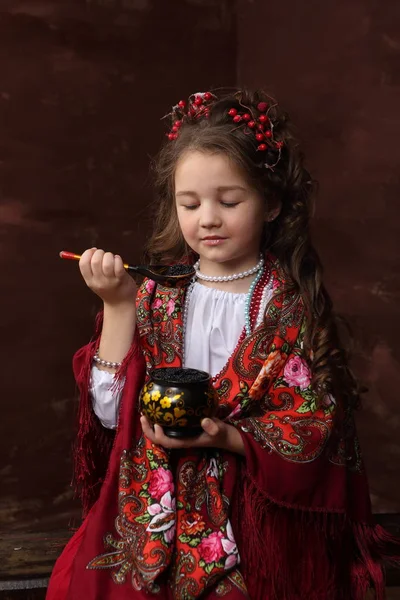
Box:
[140,416,182,448]
[201,418,220,437]
[90,248,105,279]
[140,416,174,447]
[140,415,154,439]
[102,252,116,278]
[79,247,97,280]
[79,248,125,281]
[92,250,125,279]
[140,417,179,448]
[114,255,125,278]
[154,424,172,444]
[140,415,219,450]
[78,247,136,304]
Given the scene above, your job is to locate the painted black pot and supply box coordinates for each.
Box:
[139,367,217,438]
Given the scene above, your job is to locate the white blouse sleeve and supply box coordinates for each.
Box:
[90,365,124,429]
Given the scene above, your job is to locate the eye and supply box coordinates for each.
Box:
[221,202,239,207]
[183,205,199,211]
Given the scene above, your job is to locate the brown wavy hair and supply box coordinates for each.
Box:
[146,88,361,408]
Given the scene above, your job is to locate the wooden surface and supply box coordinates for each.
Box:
[1,516,398,581]
[0,530,72,580]
[0,517,399,596]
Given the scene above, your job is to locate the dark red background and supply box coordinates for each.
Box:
[0,0,398,539]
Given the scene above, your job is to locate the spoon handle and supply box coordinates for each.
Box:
[59,250,135,271]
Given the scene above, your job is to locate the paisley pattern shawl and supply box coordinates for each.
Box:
[62,253,400,600]
[86,256,338,598]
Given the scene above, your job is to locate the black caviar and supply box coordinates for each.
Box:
[152,367,210,384]
[165,264,193,276]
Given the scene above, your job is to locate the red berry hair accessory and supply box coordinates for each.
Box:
[164,91,217,140]
[227,98,283,170]
[164,90,284,170]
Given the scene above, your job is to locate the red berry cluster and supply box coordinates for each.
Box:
[227,101,283,157]
[165,92,283,169]
[167,91,215,141]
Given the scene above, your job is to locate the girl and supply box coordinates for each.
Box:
[47,89,399,600]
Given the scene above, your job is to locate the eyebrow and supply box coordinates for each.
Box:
[175,185,247,197]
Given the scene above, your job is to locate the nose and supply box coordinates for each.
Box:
[199,202,222,229]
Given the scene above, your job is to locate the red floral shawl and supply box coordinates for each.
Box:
[54,254,400,600]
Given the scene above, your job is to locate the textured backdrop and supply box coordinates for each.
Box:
[237,0,400,512]
[0,0,236,534]
[0,0,399,541]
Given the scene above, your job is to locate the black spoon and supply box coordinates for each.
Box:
[59,251,195,287]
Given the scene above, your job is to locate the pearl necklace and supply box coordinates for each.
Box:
[194,254,264,282]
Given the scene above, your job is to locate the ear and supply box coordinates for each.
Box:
[265,198,282,222]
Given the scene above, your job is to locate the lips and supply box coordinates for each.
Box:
[201,236,227,246]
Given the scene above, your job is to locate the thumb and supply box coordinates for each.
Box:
[201,417,222,437]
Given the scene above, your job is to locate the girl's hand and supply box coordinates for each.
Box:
[140,415,245,456]
[79,247,137,306]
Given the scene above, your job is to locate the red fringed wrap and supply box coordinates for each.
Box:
[47,255,400,600]
[72,311,143,517]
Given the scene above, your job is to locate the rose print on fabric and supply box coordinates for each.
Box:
[271,353,319,414]
[145,279,156,294]
[148,287,182,322]
[283,356,311,390]
[198,531,225,563]
[151,298,163,310]
[166,298,175,316]
[149,467,174,501]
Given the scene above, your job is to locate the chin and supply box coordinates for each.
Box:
[197,248,231,261]
[199,254,240,267]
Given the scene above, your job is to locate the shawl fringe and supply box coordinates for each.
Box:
[72,338,114,517]
[72,310,142,517]
[236,473,400,600]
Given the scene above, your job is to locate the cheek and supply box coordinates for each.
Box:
[238,208,265,241]
[233,207,264,231]
[177,210,196,238]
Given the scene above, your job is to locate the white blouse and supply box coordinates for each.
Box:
[90,280,273,429]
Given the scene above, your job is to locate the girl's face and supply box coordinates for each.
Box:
[175,151,267,275]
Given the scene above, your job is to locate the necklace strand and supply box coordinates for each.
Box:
[194,254,264,282]
[244,266,264,336]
